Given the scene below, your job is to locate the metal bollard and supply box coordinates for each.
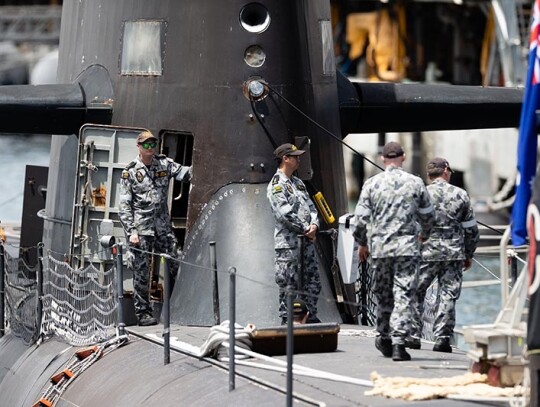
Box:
[36,244,44,339]
[163,256,170,365]
[286,288,294,407]
[297,235,304,293]
[510,255,518,285]
[0,243,4,338]
[209,241,220,325]
[228,267,236,391]
[114,243,126,337]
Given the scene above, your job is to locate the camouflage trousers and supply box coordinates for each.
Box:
[371,256,418,345]
[274,243,321,319]
[126,233,179,318]
[410,260,463,340]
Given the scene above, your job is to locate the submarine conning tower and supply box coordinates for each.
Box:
[46,0,347,327]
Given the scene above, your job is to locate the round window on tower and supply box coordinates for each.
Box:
[244,45,266,68]
[239,3,270,33]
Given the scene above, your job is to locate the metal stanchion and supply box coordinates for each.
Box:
[228,267,236,391]
[36,244,44,337]
[0,242,4,338]
[297,235,304,293]
[510,255,518,285]
[114,243,126,337]
[209,241,220,325]
[163,256,170,365]
[286,289,293,407]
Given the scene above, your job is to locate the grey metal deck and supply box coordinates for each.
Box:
[0,321,521,406]
[123,323,511,406]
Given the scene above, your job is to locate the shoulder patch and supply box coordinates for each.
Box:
[271,174,280,185]
[125,161,136,170]
[121,170,130,179]
[296,183,306,191]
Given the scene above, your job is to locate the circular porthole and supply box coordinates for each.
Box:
[240,3,270,33]
[244,45,266,67]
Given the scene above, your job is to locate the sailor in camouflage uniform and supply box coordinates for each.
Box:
[409,157,479,353]
[119,130,192,326]
[353,141,434,361]
[267,143,321,324]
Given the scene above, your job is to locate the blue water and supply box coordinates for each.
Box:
[456,253,505,327]
[454,252,527,350]
[0,134,51,223]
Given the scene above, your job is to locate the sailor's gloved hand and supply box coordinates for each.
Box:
[358,245,369,262]
[305,224,318,241]
[129,233,140,245]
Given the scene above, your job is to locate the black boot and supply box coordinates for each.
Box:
[433,337,452,353]
[375,337,392,357]
[392,344,411,361]
[405,337,421,350]
[138,313,158,327]
[306,314,321,324]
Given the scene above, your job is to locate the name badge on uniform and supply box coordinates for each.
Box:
[136,170,145,183]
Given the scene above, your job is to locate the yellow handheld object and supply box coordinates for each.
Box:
[313,191,335,225]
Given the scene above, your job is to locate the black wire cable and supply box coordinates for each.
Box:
[262,83,384,171]
[261,82,509,237]
[478,221,505,235]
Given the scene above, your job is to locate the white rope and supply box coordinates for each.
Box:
[231,359,373,387]
[198,320,253,360]
[148,322,373,388]
[220,344,373,387]
[147,320,254,360]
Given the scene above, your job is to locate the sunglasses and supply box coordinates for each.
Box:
[139,141,157,149]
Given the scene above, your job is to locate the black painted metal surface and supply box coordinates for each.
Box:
[36,0,346,328]
[172,183,342,327]
[339,79,524,134]
[0,334,73,406]
[0,65,112,135]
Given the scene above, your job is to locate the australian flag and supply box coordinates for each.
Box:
[511,0,540,246]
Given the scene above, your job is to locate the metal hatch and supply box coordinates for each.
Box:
[70,125,193,274]
[159,129,193,248]
[70,124,145,271]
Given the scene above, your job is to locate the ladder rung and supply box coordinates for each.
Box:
[50,369,74,385]
[32,398,53,407]
[76,346,97,360]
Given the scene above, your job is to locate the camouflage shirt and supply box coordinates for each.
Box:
[353,165,434,258]
[421,178,479,261]
[119,154,191,237]
[267,169,319,249]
